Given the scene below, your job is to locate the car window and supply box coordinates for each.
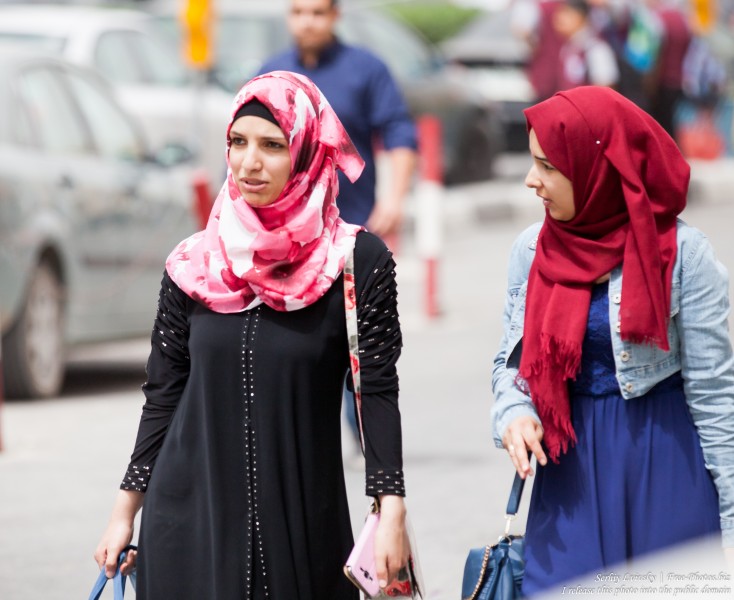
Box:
[215,17,290,90]
[95,29,189,86]
[64,70,145,161]
[4,82,33,146]
[338,11,436,80]
[11,98,34,146]
[129,31,190,86]
[15,66,90,154]
[0,32,66,54]
[95,30,144,84]
[218,16,289,65]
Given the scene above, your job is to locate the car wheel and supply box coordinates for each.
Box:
[2,261,65,399]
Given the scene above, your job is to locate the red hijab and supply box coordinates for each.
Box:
[520,86,688,461]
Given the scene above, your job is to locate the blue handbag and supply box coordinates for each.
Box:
[461,474,526,600]
[88,545,137,600]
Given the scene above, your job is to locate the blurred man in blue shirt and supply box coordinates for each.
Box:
[259,0,418,237]
[260,0,417,457]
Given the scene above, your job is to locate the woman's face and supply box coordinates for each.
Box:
[525,128,576,221]
[229,115,291,208]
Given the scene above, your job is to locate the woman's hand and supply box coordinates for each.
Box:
[94,519,136,578]
[367,199,403,239]
[93,490,144,578]
[374,495,409,590]
[503,416,547,479]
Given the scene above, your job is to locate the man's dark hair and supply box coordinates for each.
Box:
[565,0,590,16]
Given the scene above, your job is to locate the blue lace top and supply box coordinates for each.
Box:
[570,282,619,396]
[570,281,683,397]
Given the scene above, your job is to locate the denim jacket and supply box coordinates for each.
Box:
[491,220,734,546]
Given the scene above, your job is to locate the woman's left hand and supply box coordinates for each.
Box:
[374,495,409,589]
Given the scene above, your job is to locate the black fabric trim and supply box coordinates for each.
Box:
[233,99,280,128]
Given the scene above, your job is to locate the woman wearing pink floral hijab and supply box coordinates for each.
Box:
[94,71,409,599]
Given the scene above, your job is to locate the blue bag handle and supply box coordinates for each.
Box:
[505,470,526,516]
[88,545,137,600]
[501,452,531,541]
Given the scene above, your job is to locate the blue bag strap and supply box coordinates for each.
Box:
[88,545,137,600]
[505,472,526,517]
[505,451,533,516]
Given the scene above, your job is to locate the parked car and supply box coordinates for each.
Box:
[151,0,505,185]
[0,3,233,188]
[0,46,204,398]
[440,8,534,152]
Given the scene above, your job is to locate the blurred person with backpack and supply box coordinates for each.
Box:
[552,0,620,90]
[513,0,619,100]
[512,0,567,101]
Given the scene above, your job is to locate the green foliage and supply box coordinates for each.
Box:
[384,2,481,45]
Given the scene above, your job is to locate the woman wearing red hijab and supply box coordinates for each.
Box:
[93,71,409,599]
[491,85,734,594]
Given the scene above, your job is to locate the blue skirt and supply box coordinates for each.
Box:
[521,374,721,597]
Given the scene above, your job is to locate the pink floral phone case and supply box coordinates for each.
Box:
[344,512,381,597]
[344,511,419,598]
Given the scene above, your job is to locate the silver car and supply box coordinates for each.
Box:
[0,47,202,398]
[0,3,233,188]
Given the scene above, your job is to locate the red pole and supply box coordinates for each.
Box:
[418,115,443,184]
[416,115,444,319]
[0,345,4,452]
[192,169,213,229]
[425,257,439,319]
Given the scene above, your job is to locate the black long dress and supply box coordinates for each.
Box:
[121,232,405,599]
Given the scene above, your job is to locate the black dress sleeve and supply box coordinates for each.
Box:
[351,233,405,497]
[120,272,190,492]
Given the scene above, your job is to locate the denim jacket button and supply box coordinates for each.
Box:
[625,382,633,392]
[620,351,630,362]
[615,321,621,333]
[613,293,622,304]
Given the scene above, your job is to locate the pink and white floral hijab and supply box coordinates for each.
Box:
[166,71,365,313]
